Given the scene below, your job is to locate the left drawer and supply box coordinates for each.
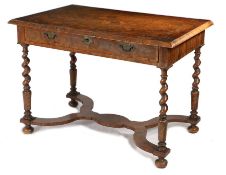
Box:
[23,27,71,49]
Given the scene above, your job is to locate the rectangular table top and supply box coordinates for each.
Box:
[9,5,213,48]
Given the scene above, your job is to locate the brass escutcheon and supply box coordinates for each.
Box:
[44,32,57,40]
[83,36,93,45]
[119,43,135,52]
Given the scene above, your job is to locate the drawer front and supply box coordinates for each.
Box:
[24,27,158,65]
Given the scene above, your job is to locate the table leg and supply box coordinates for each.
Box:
[67,52,79,107]
[188,47,202,133]
[21,44,34,134]
[155,68,168,168]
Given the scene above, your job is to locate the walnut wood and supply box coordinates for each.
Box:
[188,47,202,133]
[155,68,169,168]
[158,32,205,68]
[21,44,34,134]
[133,128,170,158]
[16,26,159,65]
[9,5,213,169]
[66,52,79,107]
[9,5,212,67]
[20,93,193,159]
[9,5,212,48]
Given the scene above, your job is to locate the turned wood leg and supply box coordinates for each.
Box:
[21,44,34,134]
[66,52,79,107]
[188,47,202,133]
[155,68,168,168]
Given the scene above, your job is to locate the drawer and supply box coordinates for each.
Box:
[24,27,158,65]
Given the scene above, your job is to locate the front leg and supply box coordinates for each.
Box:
[188,47,202,133]
[20,44,34,134]
[66,52,79,107]
[155,68,169,168]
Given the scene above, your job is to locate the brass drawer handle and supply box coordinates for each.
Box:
[83,36,93,45]
[120,44,135,52]
[44,32,57,40]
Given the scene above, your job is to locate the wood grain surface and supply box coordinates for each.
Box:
[9,5,213,48]
[10,6,212,168]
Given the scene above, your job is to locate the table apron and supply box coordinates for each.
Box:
[17,26,159,65]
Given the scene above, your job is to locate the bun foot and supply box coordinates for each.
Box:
[22,125,34,134]
[188,125,199,134]
[69,100,78,108]
[155,158,168,168]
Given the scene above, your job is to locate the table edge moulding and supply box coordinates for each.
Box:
[9,4,213,169]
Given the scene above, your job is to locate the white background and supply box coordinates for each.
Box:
[0,0,224,174]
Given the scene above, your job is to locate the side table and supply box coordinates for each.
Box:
[9,5,213,168]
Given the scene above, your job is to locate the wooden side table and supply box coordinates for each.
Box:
[9,5,213,168]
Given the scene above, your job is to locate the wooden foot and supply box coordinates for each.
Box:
[188,125,199,133]
[155,158,168,168]
[22,125,34,134]
[68,100,79,107]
